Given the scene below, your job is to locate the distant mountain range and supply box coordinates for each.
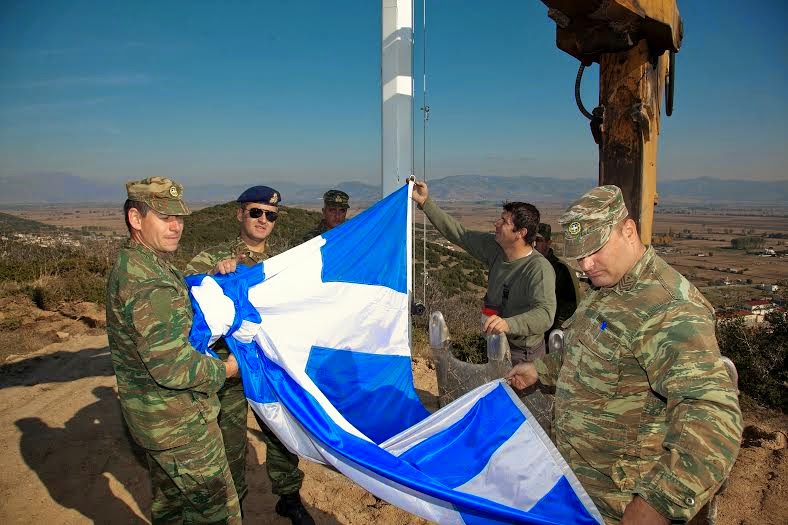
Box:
[0,173,786,206]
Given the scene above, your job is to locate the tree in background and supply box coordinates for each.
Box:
[730,236,765,250]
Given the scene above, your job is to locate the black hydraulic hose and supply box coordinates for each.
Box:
[575,63,594,120]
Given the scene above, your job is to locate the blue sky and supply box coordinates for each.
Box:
[0,1,786,188]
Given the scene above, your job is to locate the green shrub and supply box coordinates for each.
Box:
[450,333,488,364]
[0,239,116,286]
[28,269,107,310]
[717,311,787,411]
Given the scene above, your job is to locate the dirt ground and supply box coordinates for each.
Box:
[0,301,785,525]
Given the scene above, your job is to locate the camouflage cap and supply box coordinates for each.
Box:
[323,189,350,209]
[559,185,628,259]
[536,223,551,240]
[126,176,191,216]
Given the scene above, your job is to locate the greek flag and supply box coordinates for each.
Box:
[187,183,603,525]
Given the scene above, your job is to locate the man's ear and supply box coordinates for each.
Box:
[622,218,639,242]
[236,207,244,223]
[128,208,143,231]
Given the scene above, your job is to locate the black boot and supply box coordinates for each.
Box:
[275,493,315,525]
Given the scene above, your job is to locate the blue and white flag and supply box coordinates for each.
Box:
[187,183,603,525]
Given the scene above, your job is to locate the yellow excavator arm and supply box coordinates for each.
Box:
[540,0,683,244]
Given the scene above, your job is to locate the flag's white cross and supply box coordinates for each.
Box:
[193,236,411,440]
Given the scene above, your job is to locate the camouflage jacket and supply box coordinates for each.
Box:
[186,236,271,275]
[106,240,226,451]
[545,248,581,330]
[421,198,556,349]
[186,237,271,361]
[301,219,329,243]
[535,246,742,522]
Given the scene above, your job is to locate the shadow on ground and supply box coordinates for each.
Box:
[10,345,343,524]
[16,385,150,524]
[1,346,114,388]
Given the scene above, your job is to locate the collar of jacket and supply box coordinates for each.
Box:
[126,239,182,277]
[612,245,655,294]
[232,236,267,262]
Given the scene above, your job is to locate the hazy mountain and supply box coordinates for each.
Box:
[0,173,785,206]
[0,173,121,204]
[412,175,788,206]
[421,175,594,203]
[0,174,383,206]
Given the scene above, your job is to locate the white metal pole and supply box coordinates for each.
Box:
[381,0,414,198]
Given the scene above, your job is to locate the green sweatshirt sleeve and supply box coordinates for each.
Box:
[421,197,500,266]
[503,257,556,343]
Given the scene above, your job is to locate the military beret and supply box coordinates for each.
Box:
[559,185,628,259]
[536,223,551,240]
[323,189,350,209]
[126,176,191,216]
[237,185,282,205]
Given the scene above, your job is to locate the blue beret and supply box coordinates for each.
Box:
[236,185,282,205]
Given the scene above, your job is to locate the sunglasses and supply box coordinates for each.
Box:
[246,207,278,221]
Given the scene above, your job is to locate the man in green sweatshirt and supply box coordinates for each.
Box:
[411,180,556,363]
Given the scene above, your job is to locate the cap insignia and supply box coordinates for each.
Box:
[567,221,581,237]
[169,186,179,197]
[270,192,279,204]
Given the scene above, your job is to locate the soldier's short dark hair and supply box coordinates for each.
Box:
[503,201,540,244]
[123,199,151,232]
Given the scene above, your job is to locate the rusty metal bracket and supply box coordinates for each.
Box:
[590,105,605,145]
[632,101,652,142]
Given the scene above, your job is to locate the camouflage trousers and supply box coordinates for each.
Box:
[216,378,249,502]
[253,410,305,495]
[146,419,241,525]
[218,376,305,498]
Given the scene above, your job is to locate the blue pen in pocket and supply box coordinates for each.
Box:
[593,320,607,342]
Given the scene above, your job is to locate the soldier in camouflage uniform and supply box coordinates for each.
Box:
[507,186,742,524]
[301,189,350,242]
[186,186,314,525]
[411,180,556,363]
[534,223,582,336]
[106,177,242,524]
